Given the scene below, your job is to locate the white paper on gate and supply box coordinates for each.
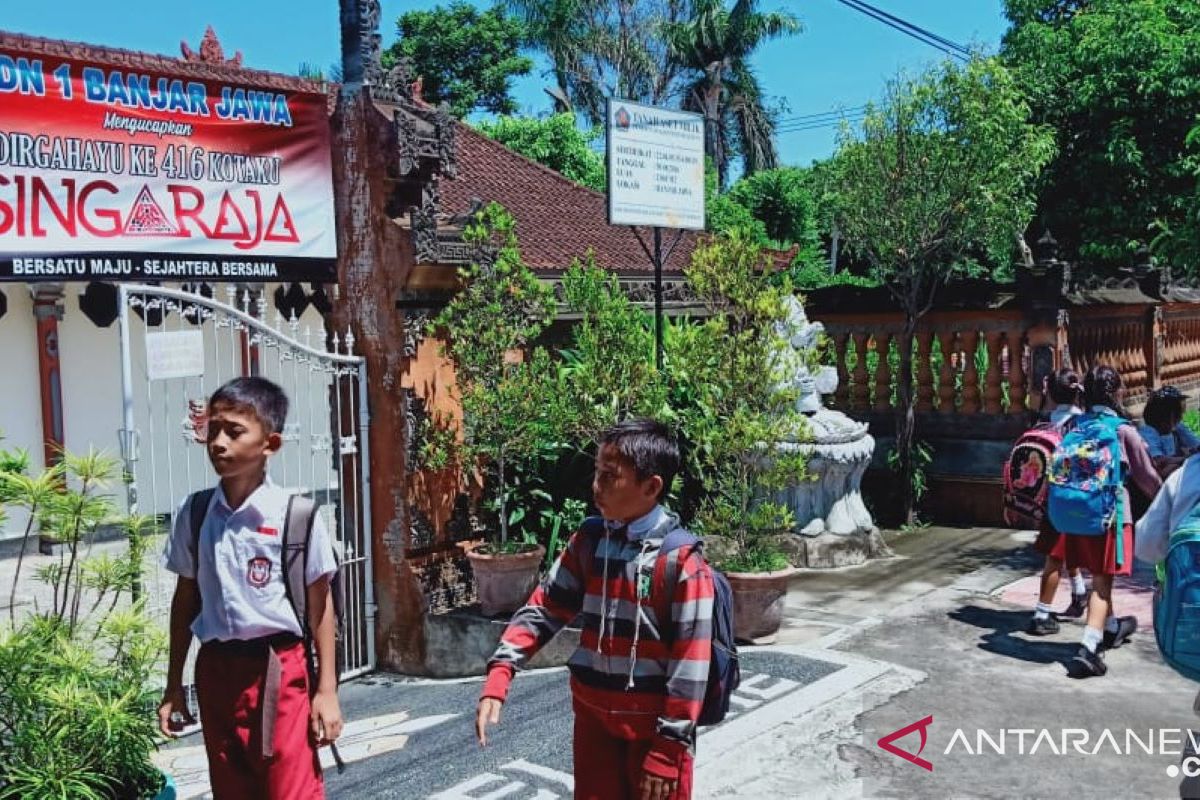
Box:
[145,330,205,380]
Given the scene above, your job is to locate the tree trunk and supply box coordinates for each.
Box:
[896,314,919,526]
[704,69,725,187]
[498,450,508,545]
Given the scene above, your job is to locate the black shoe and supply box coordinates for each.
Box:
[1060,592,1088,619]
[1067,645,1107,678]
[1027,615,1060,636]
[1102,616,1138,650]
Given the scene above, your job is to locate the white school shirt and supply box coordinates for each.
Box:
[1136,455,1200,564]
[163,479,337,642]
[1048,405,1083,430]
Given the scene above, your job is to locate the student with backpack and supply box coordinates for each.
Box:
[1138,385,1200,480]
[157,377,343,798]
[476,419,736,800]
[1006,368,1090,635]
[1046,365,1162,678]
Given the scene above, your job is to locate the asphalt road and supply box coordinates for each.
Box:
[324,650,841,799]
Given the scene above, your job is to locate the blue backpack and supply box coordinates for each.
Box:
[580,517,740,726]
[1047,410,1128,563]
[1154,500,1200,682]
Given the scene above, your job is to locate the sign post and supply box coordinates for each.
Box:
[606,99,705,370]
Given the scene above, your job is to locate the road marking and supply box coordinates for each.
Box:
[503,760,575,789]
[429,773,560,800]
[156,710,459,799]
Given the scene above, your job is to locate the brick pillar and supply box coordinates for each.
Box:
[330,87,428,674]
[1147,305,1164,391]
[32,285,65,468]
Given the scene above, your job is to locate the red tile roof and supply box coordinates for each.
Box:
[441,123,700,274]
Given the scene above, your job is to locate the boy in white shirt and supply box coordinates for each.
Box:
[157,377,342,799]
[1136,452,1200,565]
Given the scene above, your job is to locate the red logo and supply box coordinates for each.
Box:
[257,526,278,537]
[877,715,934,772]
[247,556,272,587]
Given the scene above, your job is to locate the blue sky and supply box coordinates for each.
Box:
[2,0,1010,165]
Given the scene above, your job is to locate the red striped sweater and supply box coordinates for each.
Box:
[481,508,715,779]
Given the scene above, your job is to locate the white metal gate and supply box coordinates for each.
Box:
[115,283,374,681]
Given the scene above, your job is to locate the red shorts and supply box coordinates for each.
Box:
[572,698,693,800]
[1035,522,1134,577]
[195,636,324,800]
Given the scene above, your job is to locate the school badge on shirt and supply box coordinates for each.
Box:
[247,556,272,587]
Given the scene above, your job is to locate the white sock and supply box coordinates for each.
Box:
[1072,574,1087,595]
[1082,627,1104,653]
[1105,615,1120,633]
[1034,602,1053,621]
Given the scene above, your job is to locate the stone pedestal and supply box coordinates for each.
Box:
[771,297,885,568]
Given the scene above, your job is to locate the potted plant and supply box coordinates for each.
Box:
[667,231,809,643]
[431,205,568,615]
[0,444,170,799]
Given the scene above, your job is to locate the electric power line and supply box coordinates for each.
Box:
[775,104,868,125]
[833,0,970,61]
[776,114,867,134]
[776,112,867,131]
[843,0,971,55]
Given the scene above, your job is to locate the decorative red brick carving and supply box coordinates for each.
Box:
[180,25,243,67]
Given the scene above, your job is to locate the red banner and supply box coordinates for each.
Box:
[0,48,336,282]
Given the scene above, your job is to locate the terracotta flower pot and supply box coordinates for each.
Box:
[724,567,799,644]
[465,543,546,617]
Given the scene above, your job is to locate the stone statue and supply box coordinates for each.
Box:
[774,297,887,567]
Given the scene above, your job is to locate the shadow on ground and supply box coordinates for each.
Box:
[948,604,1077,669]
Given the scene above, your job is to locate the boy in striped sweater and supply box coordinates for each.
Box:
[476,419,716,800]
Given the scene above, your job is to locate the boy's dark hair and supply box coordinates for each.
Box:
[599,419,681,500]
[1047,367,1084,407]
[208,377,289,434]
[1144,386,1186,431]
[1084,364,1128,418]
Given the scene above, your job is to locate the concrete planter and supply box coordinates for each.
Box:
[724,567,799,644]
[465,543,546,617]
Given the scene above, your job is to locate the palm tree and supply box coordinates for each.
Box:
[510,0,697,125]
[506,0,592,115]
[665,0,800,187]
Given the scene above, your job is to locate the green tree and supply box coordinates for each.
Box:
[665,0,800,187]
[1001,0,1200,268]
[385,2,533,118]
[1154,120,1200,270]
[476,114,607,191]
[431,204,564,547]
[830,58,1055,523]
[665,230,807,570]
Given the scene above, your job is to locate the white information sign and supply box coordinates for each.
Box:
[145,330,206,381]
[606,99,705,229]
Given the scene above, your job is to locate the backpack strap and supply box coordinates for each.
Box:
[281,494,318,635]
[280,495,346,772]
[652,529,702,638]
[187,488,217,578]
[1094,414,1128,566]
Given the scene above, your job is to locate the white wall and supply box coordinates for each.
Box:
[59,286,124,479]
[0,286,45,538]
